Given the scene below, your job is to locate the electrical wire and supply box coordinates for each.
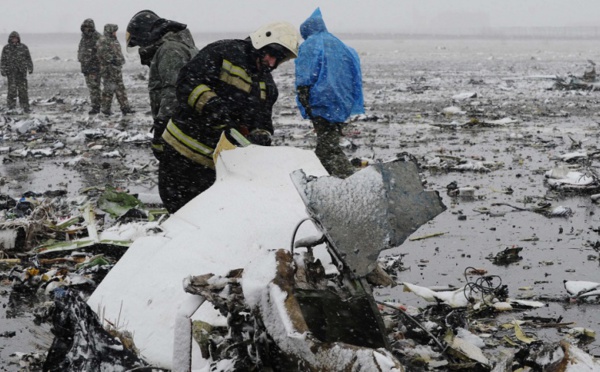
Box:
[462,266,504,305]
[290,217,312,254]
[376,300,447,353]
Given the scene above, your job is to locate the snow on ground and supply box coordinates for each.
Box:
[87,145,328,368]
[3,34,600,368]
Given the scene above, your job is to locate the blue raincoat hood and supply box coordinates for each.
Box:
[295,8,364,123]
[300,8,328,40]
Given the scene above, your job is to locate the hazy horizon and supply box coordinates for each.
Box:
[2,0,600,36]
[3,27,600,42]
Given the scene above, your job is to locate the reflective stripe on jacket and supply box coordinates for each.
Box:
[162,119,215,169]
[167,39,277,162]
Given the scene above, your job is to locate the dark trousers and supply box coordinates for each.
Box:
[6,72,29,110]
[84,72,101,110]
[312,117,354,179]
[158,146,216,214]
[100,68,130,112]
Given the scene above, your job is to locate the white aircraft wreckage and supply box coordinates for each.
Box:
[87,143,446,371]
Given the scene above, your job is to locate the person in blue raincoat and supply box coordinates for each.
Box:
[295,8,364,178]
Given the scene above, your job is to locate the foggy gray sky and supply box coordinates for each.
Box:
[1,0,600,35]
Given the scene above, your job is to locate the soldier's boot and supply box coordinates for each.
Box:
[101,92,113,116]
[90,94,101,114]
[121,106,136,115]
[6,96,16,110]
[89,97,101,114]
[101,104,113,115]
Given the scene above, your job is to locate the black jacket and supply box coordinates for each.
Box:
[163,39,277,166]
[1,31,33,76]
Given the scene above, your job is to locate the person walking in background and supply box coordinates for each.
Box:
[158,22,300,213]
[0,31,33,114]
[295,8,364,178]
[78,19,102,115]
[96,24,134,116]
[125,10,198,160]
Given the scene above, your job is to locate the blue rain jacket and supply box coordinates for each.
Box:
[295,8,364,123]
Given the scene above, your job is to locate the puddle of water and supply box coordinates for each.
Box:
[0,161,83,199]
[377,188,600,353]
[0,284,53,371]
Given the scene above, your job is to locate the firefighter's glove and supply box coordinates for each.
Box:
[247,129,272,146]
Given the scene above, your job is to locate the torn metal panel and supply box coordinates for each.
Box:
[291,159,446,277]
[265,249,404,371]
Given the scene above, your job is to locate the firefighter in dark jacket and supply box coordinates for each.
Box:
[125,10,198,160]
[78,19,102,114]
[159,22,300,213]
[1,31,33,113]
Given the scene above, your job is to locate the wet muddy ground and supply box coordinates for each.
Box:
[2,35,600,369]
[282,38,600,359]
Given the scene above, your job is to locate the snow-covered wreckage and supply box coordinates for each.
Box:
[86,142,445,371]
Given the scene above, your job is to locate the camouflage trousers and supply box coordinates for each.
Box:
[6,72,29,110]
[312,117,355,179]
[100,68,130,112]
[84,72,101,110]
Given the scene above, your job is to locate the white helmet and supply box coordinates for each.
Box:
[249,22,300,59]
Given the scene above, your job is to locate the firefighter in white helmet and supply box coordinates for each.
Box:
[159,22,300,213]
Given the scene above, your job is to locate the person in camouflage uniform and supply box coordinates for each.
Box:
[96,24,134,115]
[125,10,198,160]
[0,31,33,113]
[78,19,102,114]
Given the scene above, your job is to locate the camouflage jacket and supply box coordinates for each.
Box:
[96,24,125,73]
[77,19,101,75]
[148,28,198,123]
[0,31,33,76]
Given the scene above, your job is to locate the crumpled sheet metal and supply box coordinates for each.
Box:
[263,249,405,371]
[291,159,446,277]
